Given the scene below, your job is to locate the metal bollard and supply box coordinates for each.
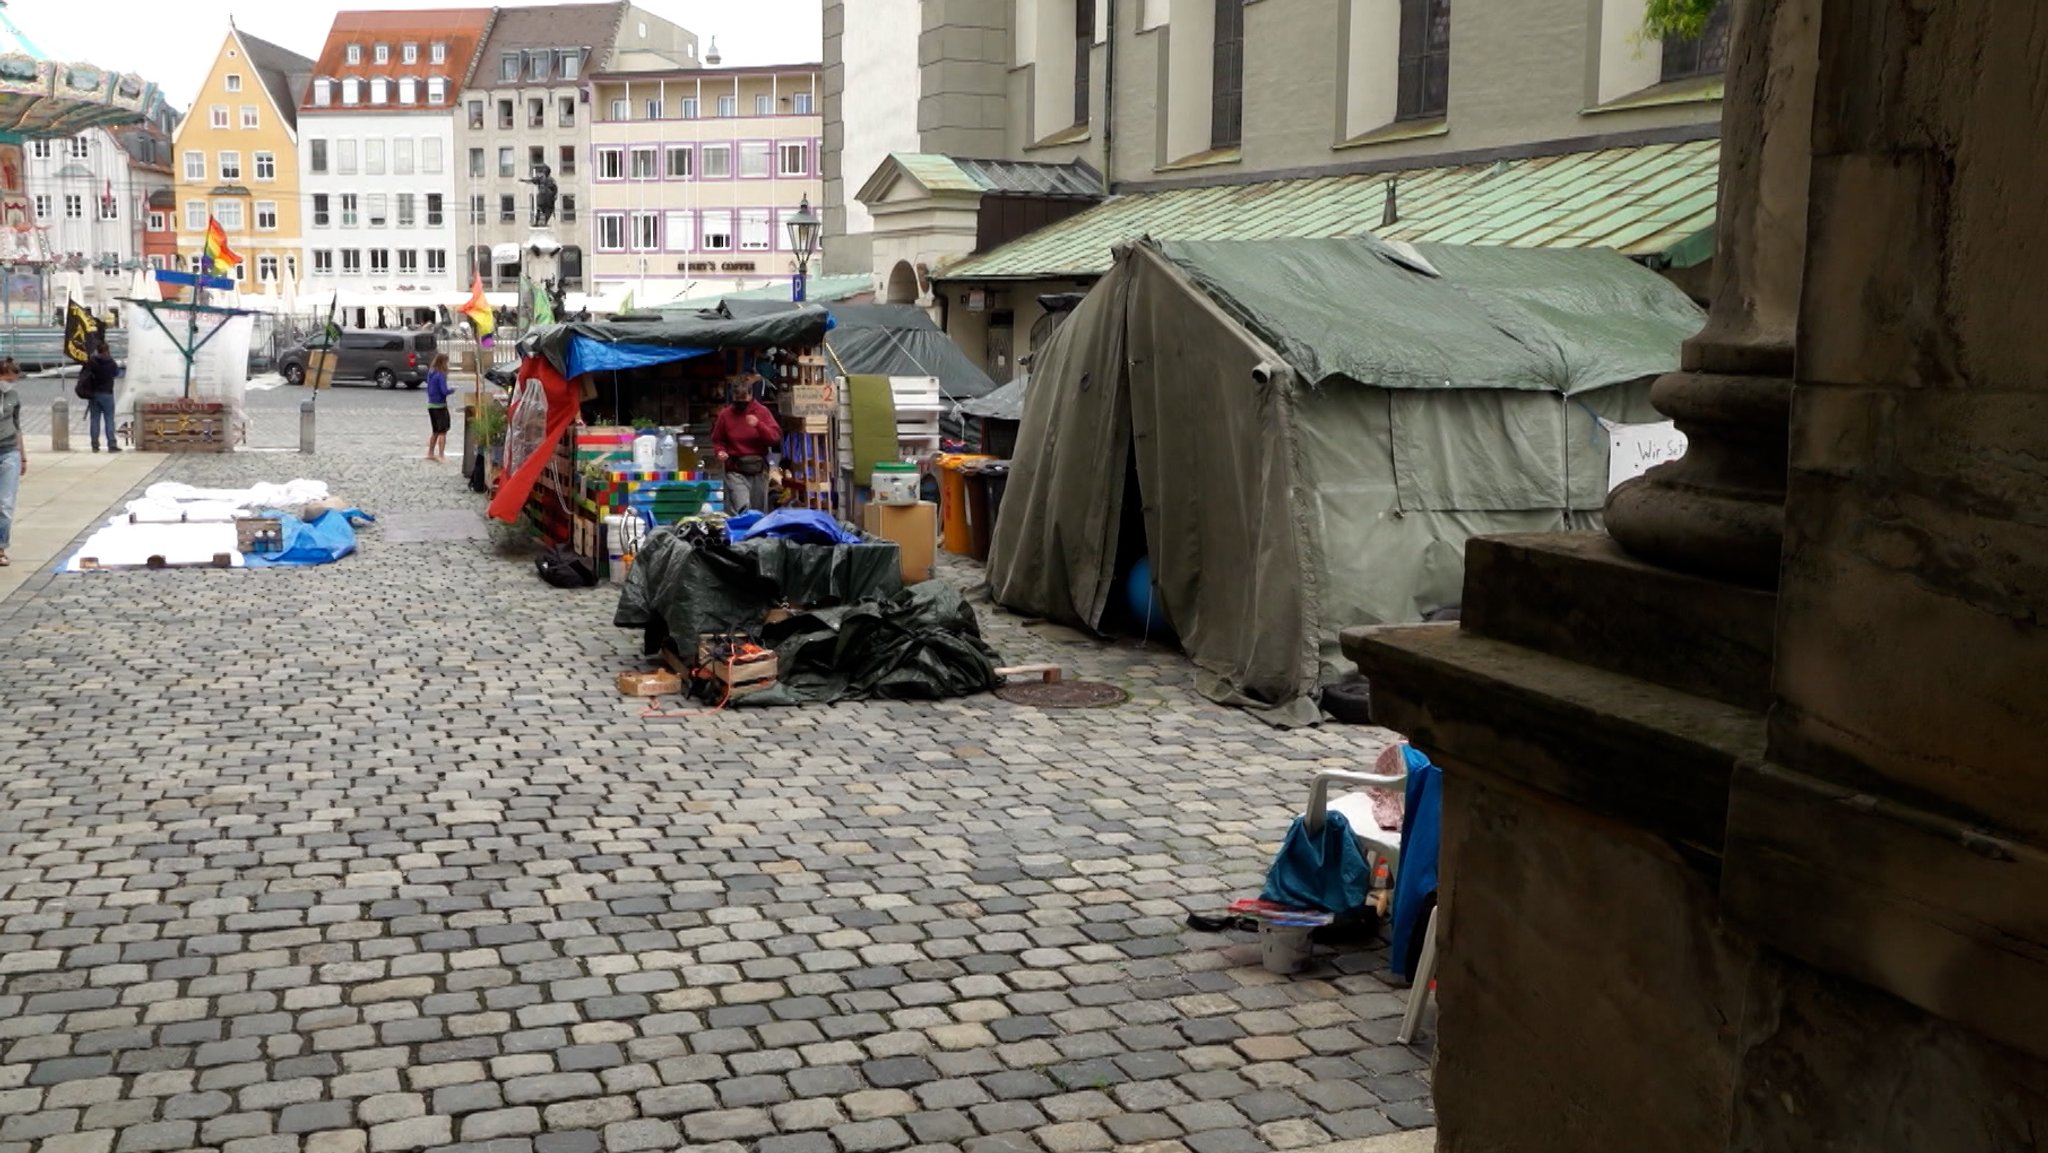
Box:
[300,399,316,454]
[50,400,68,452]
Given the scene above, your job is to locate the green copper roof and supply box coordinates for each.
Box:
[936,139,1722,282]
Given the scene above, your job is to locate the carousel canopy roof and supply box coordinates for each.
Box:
[0,2,171,140]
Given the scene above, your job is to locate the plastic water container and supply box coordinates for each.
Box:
[632,431,659,470]
[872,462,920,506]
[655,429,679,471]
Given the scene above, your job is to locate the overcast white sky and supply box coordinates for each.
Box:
[25,0,823,112]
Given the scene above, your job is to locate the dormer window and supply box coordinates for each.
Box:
[402,42,418,64]
[346,45,362,65]
[374,44,390,65]
[370,77,389,104]
[342,77,361,105]
[398,77,417,104]
[313,79,332,106]
[431,41,447,64]
[558,50,581,80]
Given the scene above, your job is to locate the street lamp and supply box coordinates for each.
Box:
[785,194,820,303]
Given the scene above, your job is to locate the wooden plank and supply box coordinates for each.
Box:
[995,663,1063,683]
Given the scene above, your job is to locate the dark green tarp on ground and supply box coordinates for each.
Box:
[614,530,903,655]
[741,582,1004,706]
[987,236,1703,725]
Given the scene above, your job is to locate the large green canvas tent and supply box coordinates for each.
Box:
[986,236,1705,724]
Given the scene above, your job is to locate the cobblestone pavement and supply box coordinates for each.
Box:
[0,389,1430,1153]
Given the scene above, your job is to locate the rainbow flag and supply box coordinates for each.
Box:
[459,271,495,348]
[202,216,241,276]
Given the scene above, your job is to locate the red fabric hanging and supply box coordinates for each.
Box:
[486,357,580,523]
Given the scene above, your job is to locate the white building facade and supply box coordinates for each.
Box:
[299,109,460,297]
[23,125,175,310]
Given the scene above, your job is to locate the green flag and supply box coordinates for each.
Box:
[616,290,634,315]
[527,275,556,327]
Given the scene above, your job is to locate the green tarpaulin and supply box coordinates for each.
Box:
[986,236,1703,725]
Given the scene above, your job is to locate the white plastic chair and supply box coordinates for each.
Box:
[1304,761,1437,1044]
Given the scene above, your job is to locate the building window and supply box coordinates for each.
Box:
[426,138,445,175]
[609,98,629,121]
[210,105,229,128]
[367,194,387,227]
[664,210,695,251]
[339,139,359,174]
[529,97,546,128]
[468,148,485,178]
[1210,0,1244,147]
[632,212,659,251]
[342,249,362,274]
[738,141,771,178]
[717,94,738,118]
[398,249,418,274]
[397,193,416,228]
[185,200,207,231]
[560,194,575,222]
[312,250,333,274]
[559,144,577,175]
[347,45,362,65]
[366,139,386,175]
[59,193,80,218]
[148,211,167,232]
[1397,0,1452,121]
[314,79,332,106]
[257,254,278,281]
[529,144,545,172]
[558,96,576,128]
[255,151,276,181]
[1661,0,1731,82]
[370,249,390,274]
[219,151,241,180]
[32,194,48,220]
[777,142,808,177]
[426,194,443,226]
[701,144,731,179]
[226,73,243,92]
[213,200,242,230]
[1074,0,1094,124]
[498,99,514,129]
[240,105,259,129]
[374,43,390,65]
[739,209,770,251]
[341,194,359,227]
[427,77,446,104]
[29,140,49,159]
[630,146,658,180]
[500,52,518,82]
[467,100,484,129]
[666,145,693,179]
[597,214,626,250]
[370,78,389,105]
[527,50,549,81]
[393,138,414,175]
[313,193,331,227]
[255,201,277,230]
[558,50,581,81]
[66,135,88,159]
[500,195,516,223]
[680,97,699,120]
[596,148,624,180]
[498,147,515,178]
[99,195,118,221]
[342,78,360,105]
[311,140,330,174]
[402,42,418,64]
[427,249,447,275]
[466,195,485,224]
[432,41,447,64]
[754,94,773,116]
[701,210,732,251]
[184,151,205,180]
[398,78,417,105]
[792,92,813,114]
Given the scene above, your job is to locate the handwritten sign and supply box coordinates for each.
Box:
[1607,420,1689,491]
[790,381,837,418]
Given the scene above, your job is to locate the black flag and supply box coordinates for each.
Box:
[63,300,103,364]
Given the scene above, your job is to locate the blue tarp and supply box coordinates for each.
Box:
[242,509,374,568]
[565,340,714,380]
[1260,809,1374,915]
[1389,745,1442,980]
[725,508,862,546]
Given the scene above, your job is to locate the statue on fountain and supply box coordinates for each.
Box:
[520,164,558,229]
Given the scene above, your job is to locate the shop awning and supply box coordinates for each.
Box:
[525,306,835,380]
[936,138,1722,283]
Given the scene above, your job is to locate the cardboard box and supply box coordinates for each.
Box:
[617,669,681,697]
[876,501,937,584]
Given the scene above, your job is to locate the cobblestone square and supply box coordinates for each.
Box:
[0,384,1430,1153]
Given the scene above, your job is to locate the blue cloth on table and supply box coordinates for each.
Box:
[1389,744,1442,980]
[724,507,860,546]
[1259,809,1374,915]
[243,509,374,567]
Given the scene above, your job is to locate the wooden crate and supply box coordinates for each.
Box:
[137,401,231,453]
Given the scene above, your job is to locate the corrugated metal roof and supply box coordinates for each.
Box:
[881,154,1103,199]
[712,274,874,303]
[937,139,1721,282]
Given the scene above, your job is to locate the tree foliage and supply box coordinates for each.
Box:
[1645,0,1722,40]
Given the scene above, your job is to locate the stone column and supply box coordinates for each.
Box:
[1604,0,1820,588]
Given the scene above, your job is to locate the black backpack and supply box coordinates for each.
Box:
[535,546,596,589]
[73,368,91,399]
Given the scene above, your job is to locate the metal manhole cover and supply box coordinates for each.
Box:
[994,680,1129,708]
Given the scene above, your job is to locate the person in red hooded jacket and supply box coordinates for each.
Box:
[711,375,782,514]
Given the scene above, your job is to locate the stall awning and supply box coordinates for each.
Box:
[526,306,835,380]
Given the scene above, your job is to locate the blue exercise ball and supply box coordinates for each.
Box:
[1125,557,1168,635]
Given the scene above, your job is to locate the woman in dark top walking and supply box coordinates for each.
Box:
[424,353,452,462]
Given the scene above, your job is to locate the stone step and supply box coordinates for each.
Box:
[1454,533,1776,712]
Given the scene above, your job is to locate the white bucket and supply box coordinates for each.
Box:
[1259,924,1313,975]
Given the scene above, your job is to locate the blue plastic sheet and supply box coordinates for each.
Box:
[1259,809,1374,915]
[565,339,714,380]
[725,508,861,546]
[243,509,374,568]
[1389,745,1442,979]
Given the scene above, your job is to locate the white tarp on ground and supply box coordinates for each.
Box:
[134,480,331,512]
[64,480,335,571]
